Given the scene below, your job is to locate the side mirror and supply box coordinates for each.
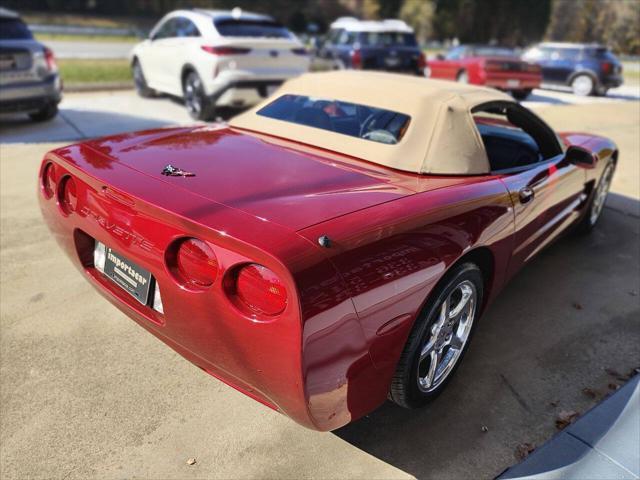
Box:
[436,53,445,60]
[566,145,596,168]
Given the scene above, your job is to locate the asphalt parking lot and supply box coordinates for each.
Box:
[1,87,639,479]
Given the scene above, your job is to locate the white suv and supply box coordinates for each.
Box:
[130,8,310,120]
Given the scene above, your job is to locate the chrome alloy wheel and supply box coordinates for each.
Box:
[572,74,594,96]
[184,74,202,115]
[417,280,477,393]
[589,163,614,226]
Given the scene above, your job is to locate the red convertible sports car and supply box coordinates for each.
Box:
[426,45,542,100]
[39,71,616,431]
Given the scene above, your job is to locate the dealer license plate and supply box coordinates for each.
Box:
[103,247,152,305]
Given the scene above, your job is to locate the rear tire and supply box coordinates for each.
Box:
[512,89,533,101]
[576,160,615,234]
[29,102,58,122]
[183,71,215,121]
[571,74,595,96]
[132,59,156,98]
[594,85,609,96]
[389,263,484,409]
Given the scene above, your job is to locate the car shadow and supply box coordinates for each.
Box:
[0,108,173,144]
[333,196,640,480]
[0,99,244,145]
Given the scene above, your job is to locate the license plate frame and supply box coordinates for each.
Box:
[103,246,152,305]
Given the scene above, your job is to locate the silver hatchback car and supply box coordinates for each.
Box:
[0,8,62,121]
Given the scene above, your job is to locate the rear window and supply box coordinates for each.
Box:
[586,47,615,59]
[214,19,292,39]
[359,31,417,47]
[0,18,33,40]
[257,94,411,145]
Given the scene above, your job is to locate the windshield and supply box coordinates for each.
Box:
[214,19,292,38]
[0,18,33,40]
[257,94,411,145]
[359,31,417,47]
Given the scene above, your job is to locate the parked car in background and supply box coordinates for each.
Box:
[0,7,61,121]
[130,8,310,120]
[315,17,426,75]
[522,42,623,96]
[39,71,617,431]
[426,45,541,100]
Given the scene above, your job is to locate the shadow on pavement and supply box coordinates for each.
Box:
[334,196,640,480]
[0,108,173,144]
[0,102,244,145]
[499,375,639,479]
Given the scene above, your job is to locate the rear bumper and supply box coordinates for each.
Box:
[0,74,62,112]
[204,70,303,107]
[213,79,285,107]
[600,74,623,88]
[483,72,541,90]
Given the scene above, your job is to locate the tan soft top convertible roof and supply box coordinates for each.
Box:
[229,71,514,175]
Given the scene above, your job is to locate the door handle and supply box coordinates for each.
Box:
[519,186,534,204]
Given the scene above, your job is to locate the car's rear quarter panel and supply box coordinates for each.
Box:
[299,176,515,429]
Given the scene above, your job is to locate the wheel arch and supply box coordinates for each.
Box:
[568,69,599,87]
[441,246,495,313]
[180,63,198,89]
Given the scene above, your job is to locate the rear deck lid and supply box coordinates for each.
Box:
[84,125,422,231]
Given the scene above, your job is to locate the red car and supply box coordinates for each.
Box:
[39,71,615,431]
[427,45,542,100]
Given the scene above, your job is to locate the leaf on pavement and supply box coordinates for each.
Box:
[555,410,579,430]
[515,443,536,460]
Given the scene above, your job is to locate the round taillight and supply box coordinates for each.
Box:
[42,162,56,198]
[234,264,287,316]
[173,238,218,288]
[57,176,77,215]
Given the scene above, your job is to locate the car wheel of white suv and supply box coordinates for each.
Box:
[132,59,156,98]
[183,71,215,121]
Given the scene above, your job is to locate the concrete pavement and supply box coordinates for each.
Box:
[0,91,639,479]
[499,376,639,479]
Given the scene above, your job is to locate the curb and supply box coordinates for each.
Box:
[64,82,134,93]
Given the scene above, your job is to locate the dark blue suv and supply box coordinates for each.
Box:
[315,18,425,75]
[522,43,623,96]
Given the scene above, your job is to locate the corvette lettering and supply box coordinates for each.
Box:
[80,206,154,251]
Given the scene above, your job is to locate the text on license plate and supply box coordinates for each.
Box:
[104,247,152,305]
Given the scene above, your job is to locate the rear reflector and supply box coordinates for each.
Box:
[234,264,287,316]
[41,162,56,198]
[152,282,164,314]
[350,49,362,69]
[418,52,427,72]
[57,176,77,215]
[44,47,57,72]
[94,241,106,273]
[169,238,218,288]
[201,46,251,55]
